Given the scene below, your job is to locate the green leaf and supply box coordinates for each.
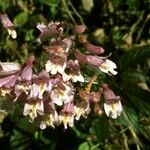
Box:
[10,130,30,150]
[91,116,109,143]
[78,142,90,150]
[14,12,28,27]
[121,71,147,84]
[128,0,140,10]
[0,0,12,12]
[119,45,150,70]
[118,108,138,130]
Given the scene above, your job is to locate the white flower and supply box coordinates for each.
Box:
[59,113,75,129]
[8,29,17,39]
[62,72,84,82]
[99,59,117,75]
[23,100,44,122]
[45,60,66,75]
[40,111,58,129]
[62,60,84,82]
[74,102,90,120]
[50,82,74,106]
[104,101,122,119]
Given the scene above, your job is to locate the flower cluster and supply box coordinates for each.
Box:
[0,19,122,129]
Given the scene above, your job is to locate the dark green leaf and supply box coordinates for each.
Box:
[119,45,150,70]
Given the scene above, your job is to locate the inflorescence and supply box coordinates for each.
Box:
[0,14,122,129]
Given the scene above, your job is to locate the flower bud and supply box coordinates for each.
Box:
[73,25,86,33]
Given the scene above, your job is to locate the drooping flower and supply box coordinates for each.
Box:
[62,60,84,82]
[74,100,90,120]
[73,25,86,33]
[36,21,63,40]
[40,101,59,129]
[21,56,35,81]
[45,44,67,75]
[102,84,122,119]
[50,81,74,106]
[0,73,19,89]
[0,62,21,76]
[75,51,105,66]
[75,51,117,75]
[23,99,44,122]
[59,102,75,129]
[84,42,105,54]
[28,70,52,99]
[0,13,17,39]
[14,83,31,101]
[99,59,117,75]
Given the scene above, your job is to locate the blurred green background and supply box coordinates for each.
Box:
[0,0,150,150]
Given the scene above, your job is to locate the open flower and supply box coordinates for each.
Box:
[75,51,117,75]
[28,70,52,99]
[40,101,59,129]
[99,59,117,75]
[45,45,67,75]
[59,102,75,129]
[50,81,74,106]
[36,21,63,40]
[104,101,122,119]
[0,13,17,39]
[62,60,84,82]
[102,84,122,119]
[14,83,31,101]
[23,100,44,122]
[74,101,90,120]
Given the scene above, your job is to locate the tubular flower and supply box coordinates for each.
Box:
[40,101,59,129]
[0,19,122,129]
[14,83,31,101]
[84,42,105,54]
[75,51,105,66]
[28,70,52,99]
[36,21,63,40]
[50,81,74,106]
[74,101,90,120]
[59,102,75,129]
[0,13,17,39]
[45,45,68,75]
[0,62,21,76]
[99,59,117,75]
[40,111,58,129]
[102,84,122,119]
[21,56,35,81]
[62,60,84,82]
[23,100,44,122]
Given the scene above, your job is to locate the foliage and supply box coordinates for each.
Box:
[0,0,150,150]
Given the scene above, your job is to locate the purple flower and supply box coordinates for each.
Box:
[84,42,105,54]
[50,81,75,106]
[73,25,86,33]
[0,73,19,88]
[28,70,52,99]
[62,60,84,82]
[21,56,35,81]
[0,13,17,39]
[23,99,44,122]
[59,102,75,129]
[40,101,59,129]
[0,62,21,76]
[36,21,63,40]
[75,51,105,66]
[102,84,122,119]
[74,101,90,120]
